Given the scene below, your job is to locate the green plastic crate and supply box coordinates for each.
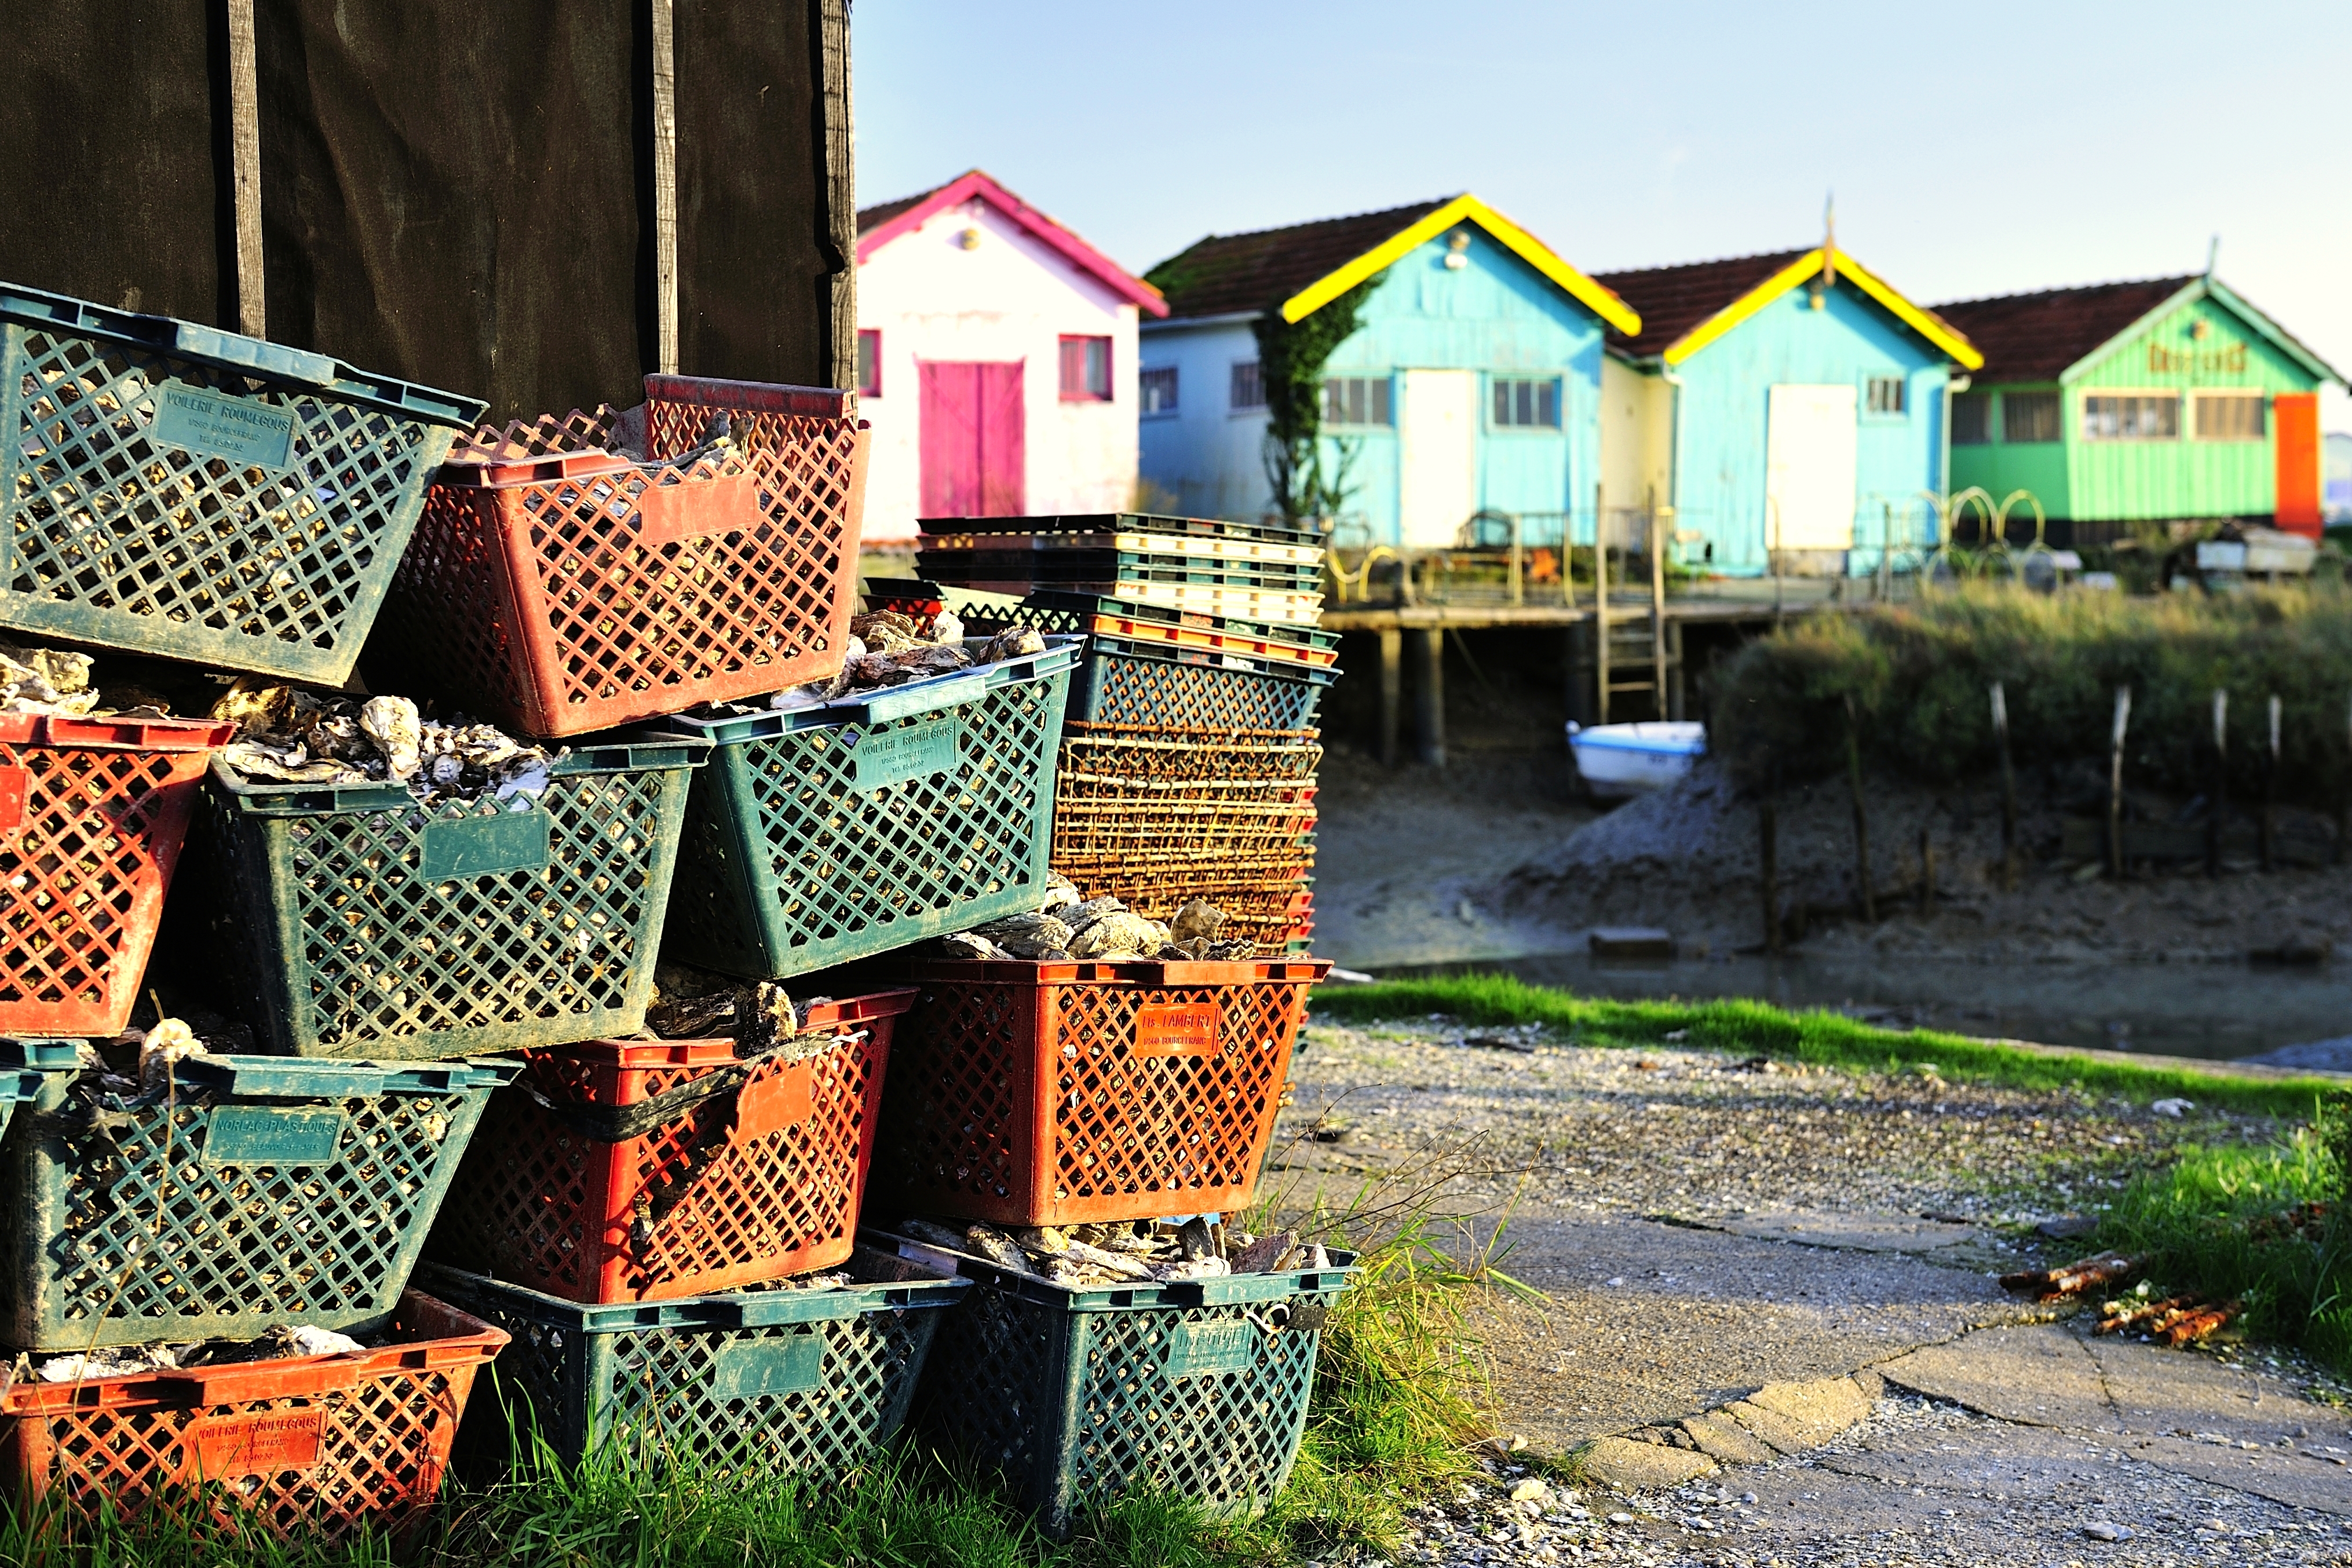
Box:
[0,281,484,683]
[658,641,1078,980]
[876,1229,1358,1536]
[0,1051,514,1351]
[419,1245,967,1479]
[0,1037,65,1153]
[200,735,706,1057]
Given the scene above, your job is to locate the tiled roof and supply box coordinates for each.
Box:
[1929,277,2196,384]
[853,170,1167,315]
[1144,198,1455,321]
[856,184,939,235]
[1589,249,1812,360]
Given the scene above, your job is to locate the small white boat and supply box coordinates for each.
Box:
[1566,721,1705,798]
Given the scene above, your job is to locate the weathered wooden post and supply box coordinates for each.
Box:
[2339,692,2351,868]
[2108,686,2131,879]
[2263,694,2281,872]
[1593,484,1610,724]
[1376,626,1402,768]
[2208,689,2229,878]
[1991,682,2019,891]
[1845,693,1874,922]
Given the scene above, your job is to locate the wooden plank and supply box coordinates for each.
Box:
[820,0,856,392]
[649,0,678,374]
[225,0,264,337]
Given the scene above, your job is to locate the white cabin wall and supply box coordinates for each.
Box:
[856,198,1140,538]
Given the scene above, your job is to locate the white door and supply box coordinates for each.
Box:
[1398,370,1477,547]
[1765,384,1858,550]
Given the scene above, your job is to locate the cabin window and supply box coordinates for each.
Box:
[2003,391,2062,443]
[1139,367,1178,417]
[1491,377,1560,429]
[1865,375,1907,416]
[2194,392,2265,441]
[1322,376,1392,426]
[2081,393,2178,441]
[1058,336,1112,401]
[1951,392,1990,445]
[856,330,881,397]
[1230,361,1265,411]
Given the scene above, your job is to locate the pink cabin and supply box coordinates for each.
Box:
[854,170,1168,540]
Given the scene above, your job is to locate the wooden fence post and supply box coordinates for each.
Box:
[1991,681,2019,891]
[2108,686,2131,879]
[2263,694,2281,872]
[2208,690,2228,878]
[1845,693,1874,922]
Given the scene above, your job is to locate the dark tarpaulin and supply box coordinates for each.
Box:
[0,3,231,323]
[671,0,836,388]
[254,0,649,420]
[0,2,841,422]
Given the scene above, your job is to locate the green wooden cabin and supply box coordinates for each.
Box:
[1933,275,2340,543]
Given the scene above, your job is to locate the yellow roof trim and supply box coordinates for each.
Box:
[1277,194,1642,337]
[1832,250,1984,370]
[1660,250,1824,365]
[1661,247,1985,371]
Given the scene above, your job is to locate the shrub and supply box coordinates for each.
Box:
[1710,583,2352,803]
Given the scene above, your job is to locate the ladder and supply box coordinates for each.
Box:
[1592,500,1683,723]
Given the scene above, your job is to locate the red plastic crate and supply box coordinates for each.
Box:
[377,389,868,739]
[0,1289,504,1547]
[874,958,1329,1226]
[0,711,229,1036]
[644,374,870,670]
[428,989,916,1303]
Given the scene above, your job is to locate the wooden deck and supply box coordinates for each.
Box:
[1318,580,1857,767]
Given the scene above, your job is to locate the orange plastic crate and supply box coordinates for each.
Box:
[0,1289,503,1547]
[428,989,915,1303]
[873,958,1328,1226]
[378,388,867,739]
[0,711,229,1037]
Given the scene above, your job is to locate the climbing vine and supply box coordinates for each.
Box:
[1254,275,1380,525]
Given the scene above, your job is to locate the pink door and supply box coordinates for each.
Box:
[918,360,1025,516]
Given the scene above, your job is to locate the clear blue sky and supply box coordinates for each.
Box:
[856,0,2352,429]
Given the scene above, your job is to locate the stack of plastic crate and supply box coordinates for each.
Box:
[0,282,526,1544]
[864,952,1347,1533]
[353,371,975,1475]
[889,511,1333,952]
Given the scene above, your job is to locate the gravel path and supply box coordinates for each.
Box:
[1273,1018,2268,1225]
[1393,1395,2352,1567]
[1273,1016,2351,1566]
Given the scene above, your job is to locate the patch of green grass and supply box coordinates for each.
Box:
[2093,1115,2350,1373]
[1310,972,2340,1119]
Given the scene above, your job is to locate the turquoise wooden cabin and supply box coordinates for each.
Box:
[1137,195,1640,547]
[1592,247,1984,575]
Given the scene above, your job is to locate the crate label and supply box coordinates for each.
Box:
[707,1332,825,1400]
[152,382,298,470]
[848,717,961,792]
[732,1060,814,1141]
[1163,1320,1258,1377]
[203,1105,347,1166]
[635,469,759,545]
[419,810,552,879]
[0,767,23,832]
[1134,1000,1222,1059]
[182,1408,326,1481]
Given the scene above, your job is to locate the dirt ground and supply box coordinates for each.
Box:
[1272,1017,2352,1565]
[1495,759,2352,968]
